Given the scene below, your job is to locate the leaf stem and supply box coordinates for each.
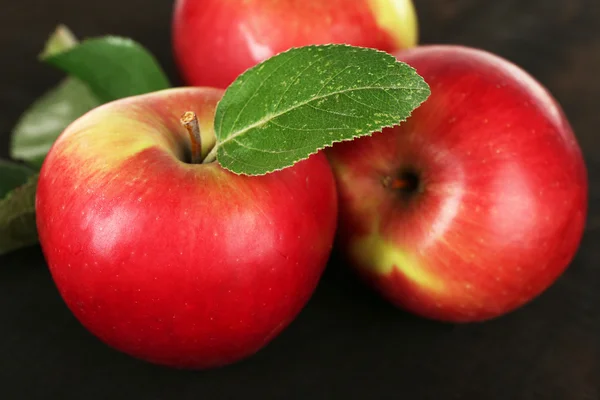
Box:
[180,111,202,164]
[203,145,218,164]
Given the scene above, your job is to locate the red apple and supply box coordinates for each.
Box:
[35,87,338,368]
[326,45,587,322]
[172,0,419,88]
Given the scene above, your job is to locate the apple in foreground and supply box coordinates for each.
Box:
[172,0,419,88]
[326,45,587,322]
[35,87,338,368]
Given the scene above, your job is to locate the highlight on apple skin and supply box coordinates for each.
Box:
[326,45,588,323]
[35,87,338,369]
[172,0,419,88]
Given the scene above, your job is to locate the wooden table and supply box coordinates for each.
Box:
[1,1,598,398]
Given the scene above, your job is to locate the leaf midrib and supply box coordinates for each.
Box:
[216,84,425,149]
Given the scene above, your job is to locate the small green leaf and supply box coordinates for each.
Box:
[0,174,39,256]
[11,25,172,168]
[10,77,101,168]
[0,159,36,198]
[210,44,430,176]
[43,34,171,102]
[10,26,97,168]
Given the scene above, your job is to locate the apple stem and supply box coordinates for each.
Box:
[180,111,202,164]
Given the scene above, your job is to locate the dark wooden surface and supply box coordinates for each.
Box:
[1,1,599,399]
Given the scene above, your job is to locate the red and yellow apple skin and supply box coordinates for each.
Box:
[326,45,587,323]
[35,87,338,369]
[172,0,418,89]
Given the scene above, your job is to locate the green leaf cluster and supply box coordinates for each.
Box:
[1,25,171,255]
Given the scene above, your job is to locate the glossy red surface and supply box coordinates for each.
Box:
[35,89,338,368]
[172,0,405,88]
[327,45,588,322]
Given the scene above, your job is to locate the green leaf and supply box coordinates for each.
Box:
[10,77,101,168]
[0,159,36,198]
[0,174,39,256]
[11,25,172,168]
[42,34,171,102]
[209,44,430,176]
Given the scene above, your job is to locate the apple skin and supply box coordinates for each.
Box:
[35,87,338,369]
[326,45,588,323]
[172,0,418,88]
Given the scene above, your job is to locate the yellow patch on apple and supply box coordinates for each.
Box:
[367,0,419,49]
[350,230,444,293]
[52,90,206,173]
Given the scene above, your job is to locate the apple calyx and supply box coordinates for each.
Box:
[180,111,203,164]
[382,169,421,197]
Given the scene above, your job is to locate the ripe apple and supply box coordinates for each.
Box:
[326,45,588,322]
[172,0,419,88]
[35,87,338,368]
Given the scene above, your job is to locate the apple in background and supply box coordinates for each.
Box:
[326,45,587,323]
[35,87,338,368]
[172,0,419,88]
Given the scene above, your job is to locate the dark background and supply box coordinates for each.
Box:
[1,0,599,399]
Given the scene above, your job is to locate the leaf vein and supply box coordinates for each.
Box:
[306,102,361,118]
